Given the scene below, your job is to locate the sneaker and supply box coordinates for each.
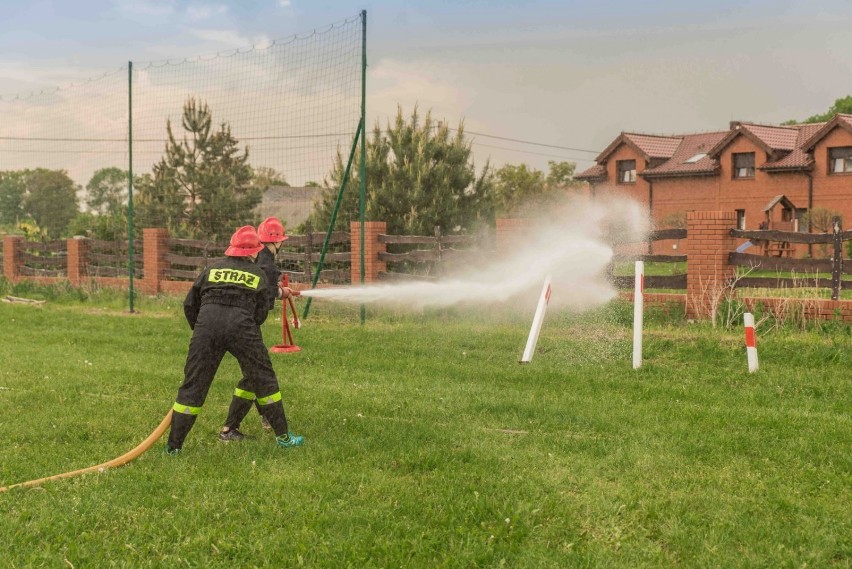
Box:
[218,428,246,442]
[260,415,272,431]
[276,432,304,448]
[164,445,181,456]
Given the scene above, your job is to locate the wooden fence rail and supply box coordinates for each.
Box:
[611,229,688,289]
[729,217,847,300]
[377,226,478,281]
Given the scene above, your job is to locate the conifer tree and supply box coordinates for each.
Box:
[136,98,260,241]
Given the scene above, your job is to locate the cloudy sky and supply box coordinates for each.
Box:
[1,0,850,177]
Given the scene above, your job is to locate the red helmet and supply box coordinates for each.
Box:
[224,226,264,257]
[257,217,287,243]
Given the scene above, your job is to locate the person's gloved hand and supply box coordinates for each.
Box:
[278,286,293,299]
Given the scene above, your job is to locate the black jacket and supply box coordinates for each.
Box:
[183,256,270,329]
[256,246,283,312]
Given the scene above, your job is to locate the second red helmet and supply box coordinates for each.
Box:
[257,217,287,243]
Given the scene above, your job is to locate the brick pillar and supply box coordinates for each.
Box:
[496,218,528,257]
[350,221,386,284]
[142,228,168,294]
[66,237,90,285]
[3,235,23,282]
[686,211,737,319]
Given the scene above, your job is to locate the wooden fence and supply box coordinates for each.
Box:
[163,229,351,285]
[610,228,687,290]
[730,217,850,300]
[87,239,144,278]
[19,239,67,278]
[377,226,480,281]
[278,229,350,285]
[163,237,227,281]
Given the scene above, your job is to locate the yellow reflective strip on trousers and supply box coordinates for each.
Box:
[234,388,256,401]
[173,402,201,415]
[207,268,261,289]
[256,392,282,406]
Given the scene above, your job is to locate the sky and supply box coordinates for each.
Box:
[1,0,851,179]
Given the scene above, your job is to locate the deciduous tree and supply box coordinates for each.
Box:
[22,169,80,238]
[783,95,852,124]
[0,170,27,225]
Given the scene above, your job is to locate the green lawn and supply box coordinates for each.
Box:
[0,289,850,568]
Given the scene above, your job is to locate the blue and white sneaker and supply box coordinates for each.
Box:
[276,433,304,448]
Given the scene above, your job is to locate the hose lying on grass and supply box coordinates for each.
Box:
[0,410,172,493]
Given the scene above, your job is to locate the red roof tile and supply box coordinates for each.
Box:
[761,123,823,171]
[801,113,852,151]
[622,133,682,159]
[642,131,727,178]
[576,164,606,181]
[739,123,799,151]
[596,132,681,162]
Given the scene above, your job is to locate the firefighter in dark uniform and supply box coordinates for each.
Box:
[219,216,288,436]
[165,225,303,454]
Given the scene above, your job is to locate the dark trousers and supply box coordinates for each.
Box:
[167,305,290,450]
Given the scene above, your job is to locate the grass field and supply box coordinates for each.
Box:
[0,285,850,568]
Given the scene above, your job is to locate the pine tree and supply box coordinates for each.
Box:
[309,106,493,235]
[136,98,260,242]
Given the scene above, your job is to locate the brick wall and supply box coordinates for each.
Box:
[350,221,386,283]
[66,237,90,285]
[3,235,22,280]
[811,128,852,216]
[141,228,168,294]
[685,211,736,318]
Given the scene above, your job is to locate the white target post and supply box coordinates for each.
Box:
[744,312,759,373]
[632,261,644,369]
[520,275,552,364]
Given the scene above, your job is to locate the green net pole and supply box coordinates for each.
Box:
[127,61,136,313]
[301,118,363,320]
[359,9,367,325]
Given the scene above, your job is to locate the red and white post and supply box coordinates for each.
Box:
[632,261,644,370]
[520,275,552,364]
[744,312,758,373]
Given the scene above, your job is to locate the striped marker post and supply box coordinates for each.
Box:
[632,261,644,369]
[744,312,759,373]
[520,275,552,363]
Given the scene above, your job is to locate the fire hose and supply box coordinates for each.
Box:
[0,410,173,493]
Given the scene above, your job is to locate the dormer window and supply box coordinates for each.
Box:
[732,152,755,178]
[616,159,636,184]
[829,146,852,174]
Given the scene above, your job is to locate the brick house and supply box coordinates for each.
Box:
[577,114,852,254]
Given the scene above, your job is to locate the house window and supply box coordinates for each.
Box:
[616,160,636,184]
[732,152,755,178]
[735,209,746,230]
[829,146,852,174]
